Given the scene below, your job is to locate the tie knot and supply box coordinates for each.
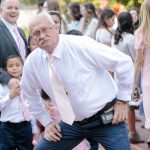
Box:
[47,54,54,63]
[13,25,18,31]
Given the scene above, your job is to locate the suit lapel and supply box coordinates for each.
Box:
[18,28,28,50]
[0,20,20,55]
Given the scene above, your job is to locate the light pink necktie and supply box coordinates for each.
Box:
[19,94,30,121]
[13,25,26,62]
[47,55,75,125]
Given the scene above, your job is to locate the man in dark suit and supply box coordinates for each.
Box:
[0,0,30,86]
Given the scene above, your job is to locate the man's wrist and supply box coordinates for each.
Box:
[118,100,129,104]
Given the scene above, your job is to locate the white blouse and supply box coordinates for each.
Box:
[96,28,112,46]
[111,32,135,62]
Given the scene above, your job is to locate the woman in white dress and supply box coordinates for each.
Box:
[96,9,115,46]
[79,2,98,39]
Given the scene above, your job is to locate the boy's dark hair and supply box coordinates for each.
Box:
[4,55,23,69]
[67,30,83,36]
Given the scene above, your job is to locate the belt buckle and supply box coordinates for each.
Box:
[79,119,88,124]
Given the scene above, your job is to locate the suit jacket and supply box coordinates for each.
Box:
[0,20,30,84]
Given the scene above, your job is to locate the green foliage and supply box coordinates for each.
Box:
[60,0,143,8]
[20,0,36,4]
[20,0,144,8]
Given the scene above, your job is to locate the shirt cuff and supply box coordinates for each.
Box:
[38,113,53,127]
[117,90,131,102]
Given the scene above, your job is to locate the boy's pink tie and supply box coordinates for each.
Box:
[19,94,30,121]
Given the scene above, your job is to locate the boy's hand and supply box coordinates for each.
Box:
[8,78,20,89]
[9,84,21,99]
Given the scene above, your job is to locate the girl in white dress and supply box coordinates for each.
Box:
[79,2,98,39]
[96,9,115,46]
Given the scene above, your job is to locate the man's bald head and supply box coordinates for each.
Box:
[29,12,59,54]
[29,12,55,33]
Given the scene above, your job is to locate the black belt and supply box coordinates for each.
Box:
[3,121,30,128]
[75,98,117,125]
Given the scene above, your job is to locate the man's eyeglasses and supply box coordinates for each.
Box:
[32,26,54,39]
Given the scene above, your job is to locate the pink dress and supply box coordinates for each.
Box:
[47,101,90,150]
[135,31,150,129]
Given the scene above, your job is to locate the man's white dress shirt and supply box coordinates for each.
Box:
[21,35,134,127]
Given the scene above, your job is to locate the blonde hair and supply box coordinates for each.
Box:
[138,0,150,44]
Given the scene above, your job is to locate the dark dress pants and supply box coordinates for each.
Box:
[1,121,33,150]
[34,119,131,150]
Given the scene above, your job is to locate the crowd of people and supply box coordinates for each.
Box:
[0,0,150,150]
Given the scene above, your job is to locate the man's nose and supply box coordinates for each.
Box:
[39,32,46,39]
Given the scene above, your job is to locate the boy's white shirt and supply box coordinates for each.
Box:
[0,84,39,133]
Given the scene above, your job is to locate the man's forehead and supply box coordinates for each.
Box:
[31,22,52,33]
[2,0,19,6]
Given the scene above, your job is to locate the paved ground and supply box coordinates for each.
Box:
[130,118,149,150]
[99,111,149,150]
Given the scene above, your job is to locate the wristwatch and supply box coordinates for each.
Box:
[118,100,129,104]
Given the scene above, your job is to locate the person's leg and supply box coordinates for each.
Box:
[90,122,131,150]
[16,121,33,150]
[34,121,84,150]
[86,138,99,150]
[1,123,16,150]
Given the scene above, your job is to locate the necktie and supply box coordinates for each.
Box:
[19,94,30,121]
[13,25,26,62]
[47,55,75,125]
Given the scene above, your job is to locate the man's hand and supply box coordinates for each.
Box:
[44,121,62,142]
[112,100,128,124]
[8,78,20,89]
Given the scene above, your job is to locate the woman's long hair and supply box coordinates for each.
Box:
[98,9,115,29]
[68,2,82,21]
[83,2,97,18]
[114,12,134,45]
[137,0,150,44]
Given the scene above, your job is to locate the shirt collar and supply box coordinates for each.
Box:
[43,35,63,60]
[1,18,17,30]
